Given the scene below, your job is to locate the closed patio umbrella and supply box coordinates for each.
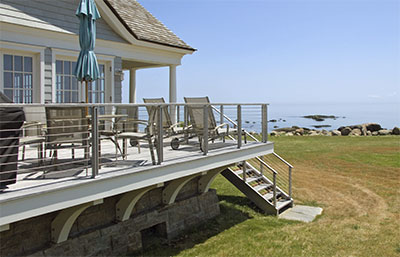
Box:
[73,0,101,106]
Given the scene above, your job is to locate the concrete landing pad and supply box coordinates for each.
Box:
[279,205,323,222]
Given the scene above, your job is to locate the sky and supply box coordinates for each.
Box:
[122,0,399,105]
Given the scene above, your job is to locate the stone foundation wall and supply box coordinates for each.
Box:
[0,179,220,257]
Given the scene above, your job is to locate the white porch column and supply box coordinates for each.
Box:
[129,68,137,103]
[169,65,177,123]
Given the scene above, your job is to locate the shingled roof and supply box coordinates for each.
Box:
[104,0,195,51]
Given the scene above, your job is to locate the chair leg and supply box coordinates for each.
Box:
[22,145,26,161]
[148,138,156,165]
[137,141,141,154]
[71,144,75,159]
[123,138,127,160]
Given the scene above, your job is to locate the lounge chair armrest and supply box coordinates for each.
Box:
[215,123,229,130]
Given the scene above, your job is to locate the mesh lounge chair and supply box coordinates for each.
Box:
[143,97,190,150]
[184,96,246,150]
[114,106,157,165]
[45,107,90,165]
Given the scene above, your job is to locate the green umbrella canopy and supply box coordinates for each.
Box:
[74,0,101,82]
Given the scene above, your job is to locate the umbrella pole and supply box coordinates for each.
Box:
[85,80,89,116]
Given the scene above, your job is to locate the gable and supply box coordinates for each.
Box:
[0,0,128,44]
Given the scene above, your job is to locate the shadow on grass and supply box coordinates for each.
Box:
[128,195,254,257]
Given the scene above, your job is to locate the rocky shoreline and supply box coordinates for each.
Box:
[270,123,400,136]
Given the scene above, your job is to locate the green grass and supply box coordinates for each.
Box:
[131,136,400,257]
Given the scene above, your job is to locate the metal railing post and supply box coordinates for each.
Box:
[184,105,189,143]
[91,106,99,178]
[259,155,264,176]
[273,172,277,208]
[237,104,242,148]
[289,166,292,199]
[203,104,209,155]
[262,104,268,143]
[242,160,246,182]
[220,105,224,125]
[157,105,163,164]
[177,105,180,123]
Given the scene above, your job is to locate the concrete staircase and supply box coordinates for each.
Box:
[221,154,293,215]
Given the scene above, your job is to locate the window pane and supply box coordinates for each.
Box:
[100,92,105,103]
[14,56,23,71]
[64,76,71,90]
[72,62,77,73]
[56,60,62,74]
[4,72,13,88]
[24,57,32,72]
[4,90,13,101]
[17,90,24,103]
[14,73,23,88]
[64,61,71,74]
[56,75,62,90]
[71,77,78,90]
[100,64,104,77]
[100,79,105,91]
[72,91,78,103]
[24,74,32,89]
[4,55,13,71]
[56,92,62,103]
[64,92,70,103]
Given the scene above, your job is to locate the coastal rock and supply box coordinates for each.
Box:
[366,123,381,132]
[372,131,379,136]
[286,132,294,136]
[349,128,362,136]
[361,124,368,136]
[274,127,296,132]
[309,131,319,136]
[270,131,278,136]
[378,129,390,135]
[295,128,304,135]
[392,127,400,135]
[366,131,372,136]
[341,127,352,136]
[331,130,341,136]
[321,129,329,135]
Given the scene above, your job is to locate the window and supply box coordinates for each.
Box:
[56,60,79,103]
[3,54,33,103]
[56,60,105,109]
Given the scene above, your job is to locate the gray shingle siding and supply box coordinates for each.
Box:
[0,0,128,43]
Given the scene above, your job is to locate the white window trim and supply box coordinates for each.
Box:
[0,42,45,103]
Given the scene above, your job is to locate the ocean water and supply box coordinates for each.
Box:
[234,102,399,133]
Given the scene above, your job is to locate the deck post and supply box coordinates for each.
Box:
[203,104,208,155]
[273,173,277,208]
[184,105,189,143]
[91,106,99,178]
[262,104,268,143]
[289,166,292,199]
[157,105,163,164]
[237,104,242,149]
[220,105,224,125]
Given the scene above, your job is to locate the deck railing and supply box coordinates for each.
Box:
[0,102,269,187]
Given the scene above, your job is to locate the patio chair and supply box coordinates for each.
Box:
[143,97,190,150]
[184,96,246,150]
[45,107,90,165]
[114,106,157,165]
[20,106,46,163]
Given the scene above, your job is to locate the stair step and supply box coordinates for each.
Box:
[263,192,282,201]
[252,183,272,192]
[276,199,293,210]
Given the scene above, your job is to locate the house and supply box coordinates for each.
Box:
[0,0,195,107]
[0,1,293,256]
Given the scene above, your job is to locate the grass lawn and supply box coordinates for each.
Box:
[133,136,400,256]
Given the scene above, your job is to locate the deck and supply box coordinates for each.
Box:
[0,138,274,227]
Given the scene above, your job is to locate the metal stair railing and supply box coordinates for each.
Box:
[213,104,293,201]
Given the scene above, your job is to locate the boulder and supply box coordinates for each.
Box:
[366,123,381,132]
[295,128,304,135]
[275,127,296,132]
[321,129,329,135]
[341,127,352,136]
[361,124,368,136]
[286,132,294,136]
[349,128,362,136]
[378,129,390,135]
[392,127,400,135]
[331,130,341,136]
[270,131,278,136]
[309,131,319,136]
[372,131,379,136]
[366,131,372,136]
